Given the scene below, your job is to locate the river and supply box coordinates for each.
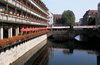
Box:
[24,36,100,65]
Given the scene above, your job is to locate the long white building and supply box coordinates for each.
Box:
[0,0,49,39]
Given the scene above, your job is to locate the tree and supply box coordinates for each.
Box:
[62,10,75,26]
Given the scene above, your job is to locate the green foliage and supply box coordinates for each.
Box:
[62,10,75,26]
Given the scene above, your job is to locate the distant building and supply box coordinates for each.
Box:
[96,3,100,25]
[53,14,62,26]
[79,18,83,26]
[48,12,53,26]
[82,10,97,25]
[74,22,80,26]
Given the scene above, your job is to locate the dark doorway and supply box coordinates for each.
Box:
[3,27,8,38]
[12,28,16,36]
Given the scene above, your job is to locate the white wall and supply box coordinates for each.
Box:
[48,12,54,26]
[0,34,47,65]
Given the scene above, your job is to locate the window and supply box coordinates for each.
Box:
[16,10,21,16]
[8,7,15,14]
[0,4,6,12]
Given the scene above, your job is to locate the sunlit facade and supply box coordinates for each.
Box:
[0,0,49,39]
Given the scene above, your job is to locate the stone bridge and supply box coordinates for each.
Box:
[48,25,100,41]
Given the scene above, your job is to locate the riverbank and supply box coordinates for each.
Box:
[0,34,47,65]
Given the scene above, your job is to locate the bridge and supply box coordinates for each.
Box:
[48,25,99,29]
[48,25,100,41]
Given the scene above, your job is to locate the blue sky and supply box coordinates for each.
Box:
[43,0,100,22]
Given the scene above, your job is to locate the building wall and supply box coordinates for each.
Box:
[48,12,53,26]
[79,18,83,26]
[82,10,97,25]
[96,3,100,25]
[0,1,49,65]
[0,0,49,39]
[0,34,47,65]
[53,14,62,26]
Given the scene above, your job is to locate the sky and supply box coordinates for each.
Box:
[43,0,100,22]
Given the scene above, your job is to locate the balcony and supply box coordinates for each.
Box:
[1,0,48,21]
[15,0,48,21]
[0,12,48,26]
[8,0,16,6]
[0,13,8,21]
[28,0,48,15]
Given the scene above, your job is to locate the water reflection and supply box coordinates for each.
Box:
[25,38,100,65]
[49,48,97,65]
[75,35,80,41]
[24,45,49,65]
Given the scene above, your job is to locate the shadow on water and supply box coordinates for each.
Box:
[48,35,100,50]
[49,36,100,50]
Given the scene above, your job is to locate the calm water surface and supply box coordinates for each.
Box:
[25,36,100,65]
[48,48,97,65]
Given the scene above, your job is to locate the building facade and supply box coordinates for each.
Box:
[53,14,62,26]
[48,12,53,26]
[79,18,83,26]
[96,3,100,25]
[0,0,49,39]
[82,10,97,25]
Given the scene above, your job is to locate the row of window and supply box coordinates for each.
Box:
[33,0,48,13]
[16,0,48,18]
[0,3,48,25]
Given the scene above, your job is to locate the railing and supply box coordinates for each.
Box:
[16,0,48,19]
[73,26,97,29]
[50,26,98,29]
[0,12,48,25]
[2,0,48,21]
[30,0,48,15]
